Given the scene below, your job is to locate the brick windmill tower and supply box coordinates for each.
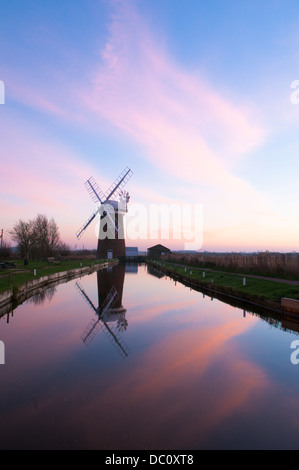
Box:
[76,167,133,259]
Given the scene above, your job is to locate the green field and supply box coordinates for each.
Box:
[151,260,299,304]
[0,259,108,293]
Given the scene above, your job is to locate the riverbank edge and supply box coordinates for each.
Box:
[0,259,118,313]
[147,260,289,315]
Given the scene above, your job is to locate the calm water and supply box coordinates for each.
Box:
[1,262,299,450]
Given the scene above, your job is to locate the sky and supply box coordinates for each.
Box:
[1,0,299,252]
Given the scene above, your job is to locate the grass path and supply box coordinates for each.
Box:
[151,260,299,303]
[169,263,299,285]
[0,259,107,293]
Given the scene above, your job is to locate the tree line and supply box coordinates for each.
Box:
[8,214,70,261]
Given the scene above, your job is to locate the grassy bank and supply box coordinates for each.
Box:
[150,260,299,305]
[0,259,108,294]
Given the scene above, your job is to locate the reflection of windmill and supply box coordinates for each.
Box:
[76,167,133,259]
[75,264,129,358]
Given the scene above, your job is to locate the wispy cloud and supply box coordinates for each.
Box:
[71,0,275,249]
[86,0,266,190]
[1,0,283,251]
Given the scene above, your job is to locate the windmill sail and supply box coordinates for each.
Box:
[76,281,129,358]
[98,285,118,314]
[104,167,133,201]
[75,281,98,312]
[101,321,129,358]
[76,209,99,240]
[81,317,102,345]
[76,166,132,253]
[85,177,105,204]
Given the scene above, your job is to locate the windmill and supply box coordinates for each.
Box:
[76,167,133,259]
[75,263,129,358]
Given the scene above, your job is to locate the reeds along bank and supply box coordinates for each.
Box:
[165,252,299,276]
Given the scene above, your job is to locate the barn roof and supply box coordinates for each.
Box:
[147,244,171,252]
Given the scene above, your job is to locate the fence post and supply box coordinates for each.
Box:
[0,341,5,364]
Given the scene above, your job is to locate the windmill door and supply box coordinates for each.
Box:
[107,249,113,259]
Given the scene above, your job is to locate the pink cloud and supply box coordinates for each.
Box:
[1,0,283,251]
[70,0,276,250]
[85,0,266,191]
[0,115,103,246]
[71,314,270,448]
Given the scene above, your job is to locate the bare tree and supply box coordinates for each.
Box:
[9,218,39,260]
[10,215,61,261]
[34,214,61,258]
[47,217,60,254]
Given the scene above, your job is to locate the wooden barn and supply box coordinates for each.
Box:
[147,244,171,259]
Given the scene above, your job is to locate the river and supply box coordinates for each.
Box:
[0,262,299,450]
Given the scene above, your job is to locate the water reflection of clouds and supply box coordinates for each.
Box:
[2,267,299,449]
[127,298,199,325]
[58,315,270,449]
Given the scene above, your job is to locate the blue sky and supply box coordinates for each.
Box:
[1,0,299,252]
